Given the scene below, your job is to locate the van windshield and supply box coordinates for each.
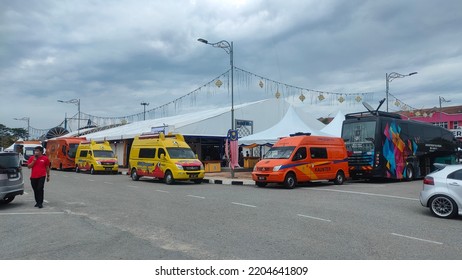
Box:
[93,150,115,158]
[167,148,195,159]
[264,146,295,159]
[68,144,79,158]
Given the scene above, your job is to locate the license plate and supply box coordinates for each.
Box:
[9,173,18,178]
[104,167,112,170]
[258,176,266,181]
[189,174,198,178]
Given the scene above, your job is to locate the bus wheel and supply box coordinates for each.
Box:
[164,171,175,185]
[256,182,267,188]
[131,168,139,181]
[75,165,80,173]
[405,165,414,181]
[284,173,297,189]
[334,171,345,185]
[90,166,96,175]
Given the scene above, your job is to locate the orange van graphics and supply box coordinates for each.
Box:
[46,137,86,170]
[252,133,349,188]
[128,133,205,184]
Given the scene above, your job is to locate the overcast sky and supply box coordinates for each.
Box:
[1,0,461,132]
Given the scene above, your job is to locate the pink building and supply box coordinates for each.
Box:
[398,105,462,141]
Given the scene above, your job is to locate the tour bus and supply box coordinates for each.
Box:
[128,132,205,184]
[75,140,118,174]
[46,137,86,170]
[342,110,458,180]
[252,133,349,188]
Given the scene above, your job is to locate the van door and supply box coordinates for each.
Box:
[292,147,309,182]
[309,147,330,180]
[152,148,166,178]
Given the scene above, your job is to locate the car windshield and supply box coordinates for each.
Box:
[93,150,114,158]
[263,146,295,159]
[167,147,196,159]
[68,144,79,158]
[0,154,19,169]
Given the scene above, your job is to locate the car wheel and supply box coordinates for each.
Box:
[334,171,345,185]
[430,195,458,218]
[2,196,15,204]
[164,171,175,185]
[405,164,414,181]
[256,182,267,188]
[90,166,95,175]
[284,173,297,189]
[131,168,139,181]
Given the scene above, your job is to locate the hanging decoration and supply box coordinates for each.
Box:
[259,80,264,88]
[355,96,362,103]
[338,96,345,103]
[275,90,281,99]
[318,94,325,101]
[395,100,400,107]
[299,93,305,102]
[215,79,223,88]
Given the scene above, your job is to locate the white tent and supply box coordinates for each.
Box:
[239,106,329,145]
[320,110,345,137]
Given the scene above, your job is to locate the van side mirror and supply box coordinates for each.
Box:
[160,154,165,160]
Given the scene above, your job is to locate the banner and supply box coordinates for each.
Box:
[228,129,239,169]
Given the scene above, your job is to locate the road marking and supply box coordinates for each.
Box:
[63,175,69,178]
[126,185,139,189]
[24,191,29,195]
[0,212,64,216]
[232,202,257,208]
[303,188,419,201]
[44,200,49,203]
[103,182,114,185]
[155,189,170,193]
[187,195,205,199]
[391,233,443,245]
[297,214,332,222]
[88,179,95,182]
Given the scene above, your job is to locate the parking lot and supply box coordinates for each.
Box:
[1,168,461,259]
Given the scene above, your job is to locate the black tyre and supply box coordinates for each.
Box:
[59,163,63,171]
[75,165,80,173]
[430,195,458,218]
[283,173,297,189]
[256,182,267,188]
[131,168,139,181]
[405,164,414,181]
[2,196,15,204]
[164,171,175,185]
[334,171,345,185]
[90,166,96,175]
[193,179,202,184]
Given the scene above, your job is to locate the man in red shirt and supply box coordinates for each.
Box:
[27,146,50,208]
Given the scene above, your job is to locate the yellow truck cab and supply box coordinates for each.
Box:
[128,132,205,184]
[75,140,118,174]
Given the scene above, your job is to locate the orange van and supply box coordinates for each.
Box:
[46,137,86,170]
[252,133,349,188]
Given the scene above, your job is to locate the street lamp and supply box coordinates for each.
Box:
[13,117,30,140]
[141,102,150,120]
[198,37,235,178]
[439,96,451,125]
[385,71,418,112]
[58,99,81,136]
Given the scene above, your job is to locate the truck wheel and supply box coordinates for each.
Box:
[334,171,345,185]
[284,173,297,189]
[256,182,267,188]
[405,164,414,181]
[2,196,15,204]
[164,171,175,185]
[131,168,139,181]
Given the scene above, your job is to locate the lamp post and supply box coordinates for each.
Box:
[141,102,150,120]
[198,38,235,178]
[13,117,30,140]
[197,38,234,130]
[58,99,81,136]
[439,96,451,126]
[385,72,418,112]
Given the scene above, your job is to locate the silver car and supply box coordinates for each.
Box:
[0,152,24,204]
[420,164,462,218]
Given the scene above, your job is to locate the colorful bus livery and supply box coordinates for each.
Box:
[342,111,458,180]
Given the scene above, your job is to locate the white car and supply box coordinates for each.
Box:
[420,164,462,218]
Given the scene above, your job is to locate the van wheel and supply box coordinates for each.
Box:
[334,171,345,185]
[75,165,80,173]
[284,173,297,189]
[405,164,414,181]
[256,182,267,188]
[131,168,139,181]
[59,163,63,171]
[2,196,15,204]
[164,171,175,185]
[90,166,96,175]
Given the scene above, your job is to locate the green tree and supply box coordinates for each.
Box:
[0,124,28,149]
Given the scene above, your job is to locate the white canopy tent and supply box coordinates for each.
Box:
[320,110,345,137]
[239,106,329,145]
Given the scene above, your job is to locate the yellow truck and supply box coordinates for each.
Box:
[75,140,118,174]
[128,133,204,184]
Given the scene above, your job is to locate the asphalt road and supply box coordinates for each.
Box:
[1,168,461,260]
